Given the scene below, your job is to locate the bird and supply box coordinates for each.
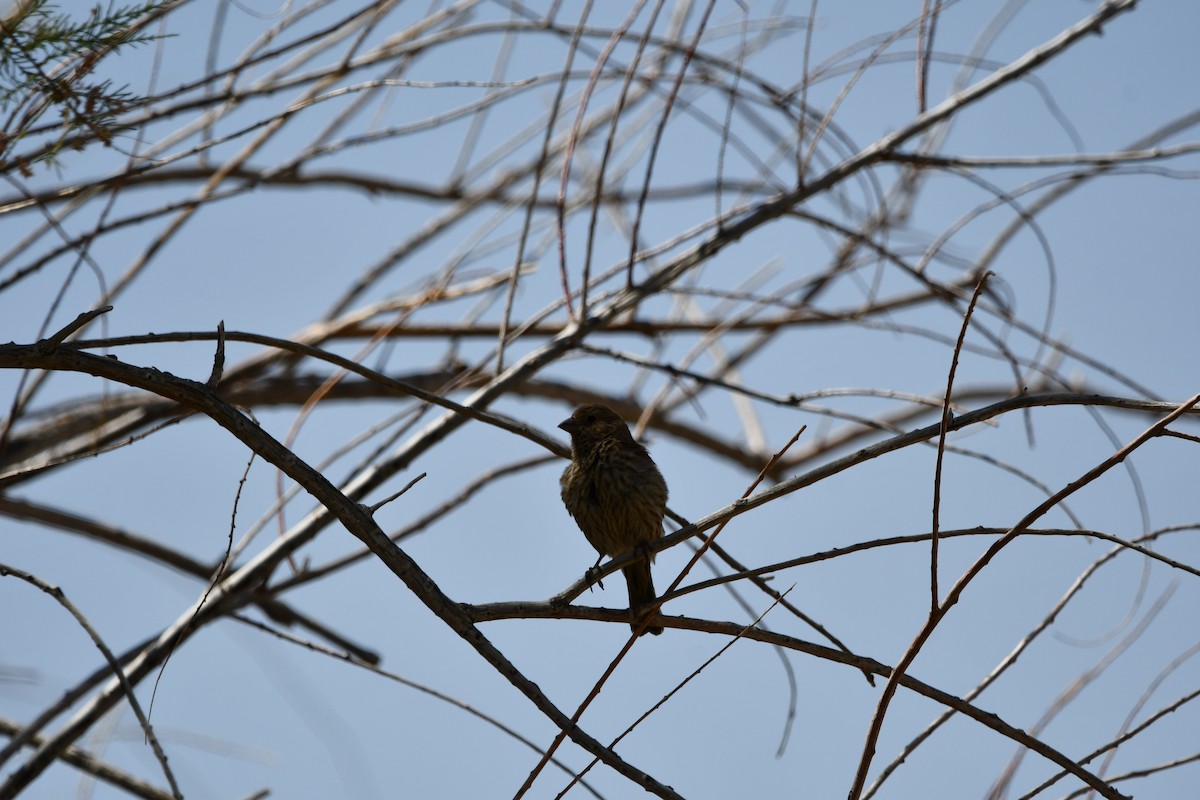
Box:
[559,403,668,636]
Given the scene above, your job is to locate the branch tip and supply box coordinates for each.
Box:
[207,320,226,387]
[44,306,113,348]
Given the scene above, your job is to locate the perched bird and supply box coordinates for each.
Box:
[559,403,668,636]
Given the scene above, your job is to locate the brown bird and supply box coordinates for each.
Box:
[559,403,668,636]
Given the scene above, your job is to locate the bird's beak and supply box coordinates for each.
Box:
[558,417,577,434]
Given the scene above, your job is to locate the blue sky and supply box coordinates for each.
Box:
[2,2,1199,798]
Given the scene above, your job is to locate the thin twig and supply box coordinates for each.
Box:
[931,272,990,608]
[0,563,182,800]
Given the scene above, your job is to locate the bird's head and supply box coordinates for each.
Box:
[558,403,634,453]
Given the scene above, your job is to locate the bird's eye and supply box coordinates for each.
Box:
[582,414,595,425]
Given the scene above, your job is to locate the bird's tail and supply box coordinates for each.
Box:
[622,561,664,636]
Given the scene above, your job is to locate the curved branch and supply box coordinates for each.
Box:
[460,604,1129,799]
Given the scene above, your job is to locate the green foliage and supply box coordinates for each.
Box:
[0,0,167,173]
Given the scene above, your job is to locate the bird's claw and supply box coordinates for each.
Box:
[585,565,605,591]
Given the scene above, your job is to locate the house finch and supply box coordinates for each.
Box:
[559,403,668,636]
